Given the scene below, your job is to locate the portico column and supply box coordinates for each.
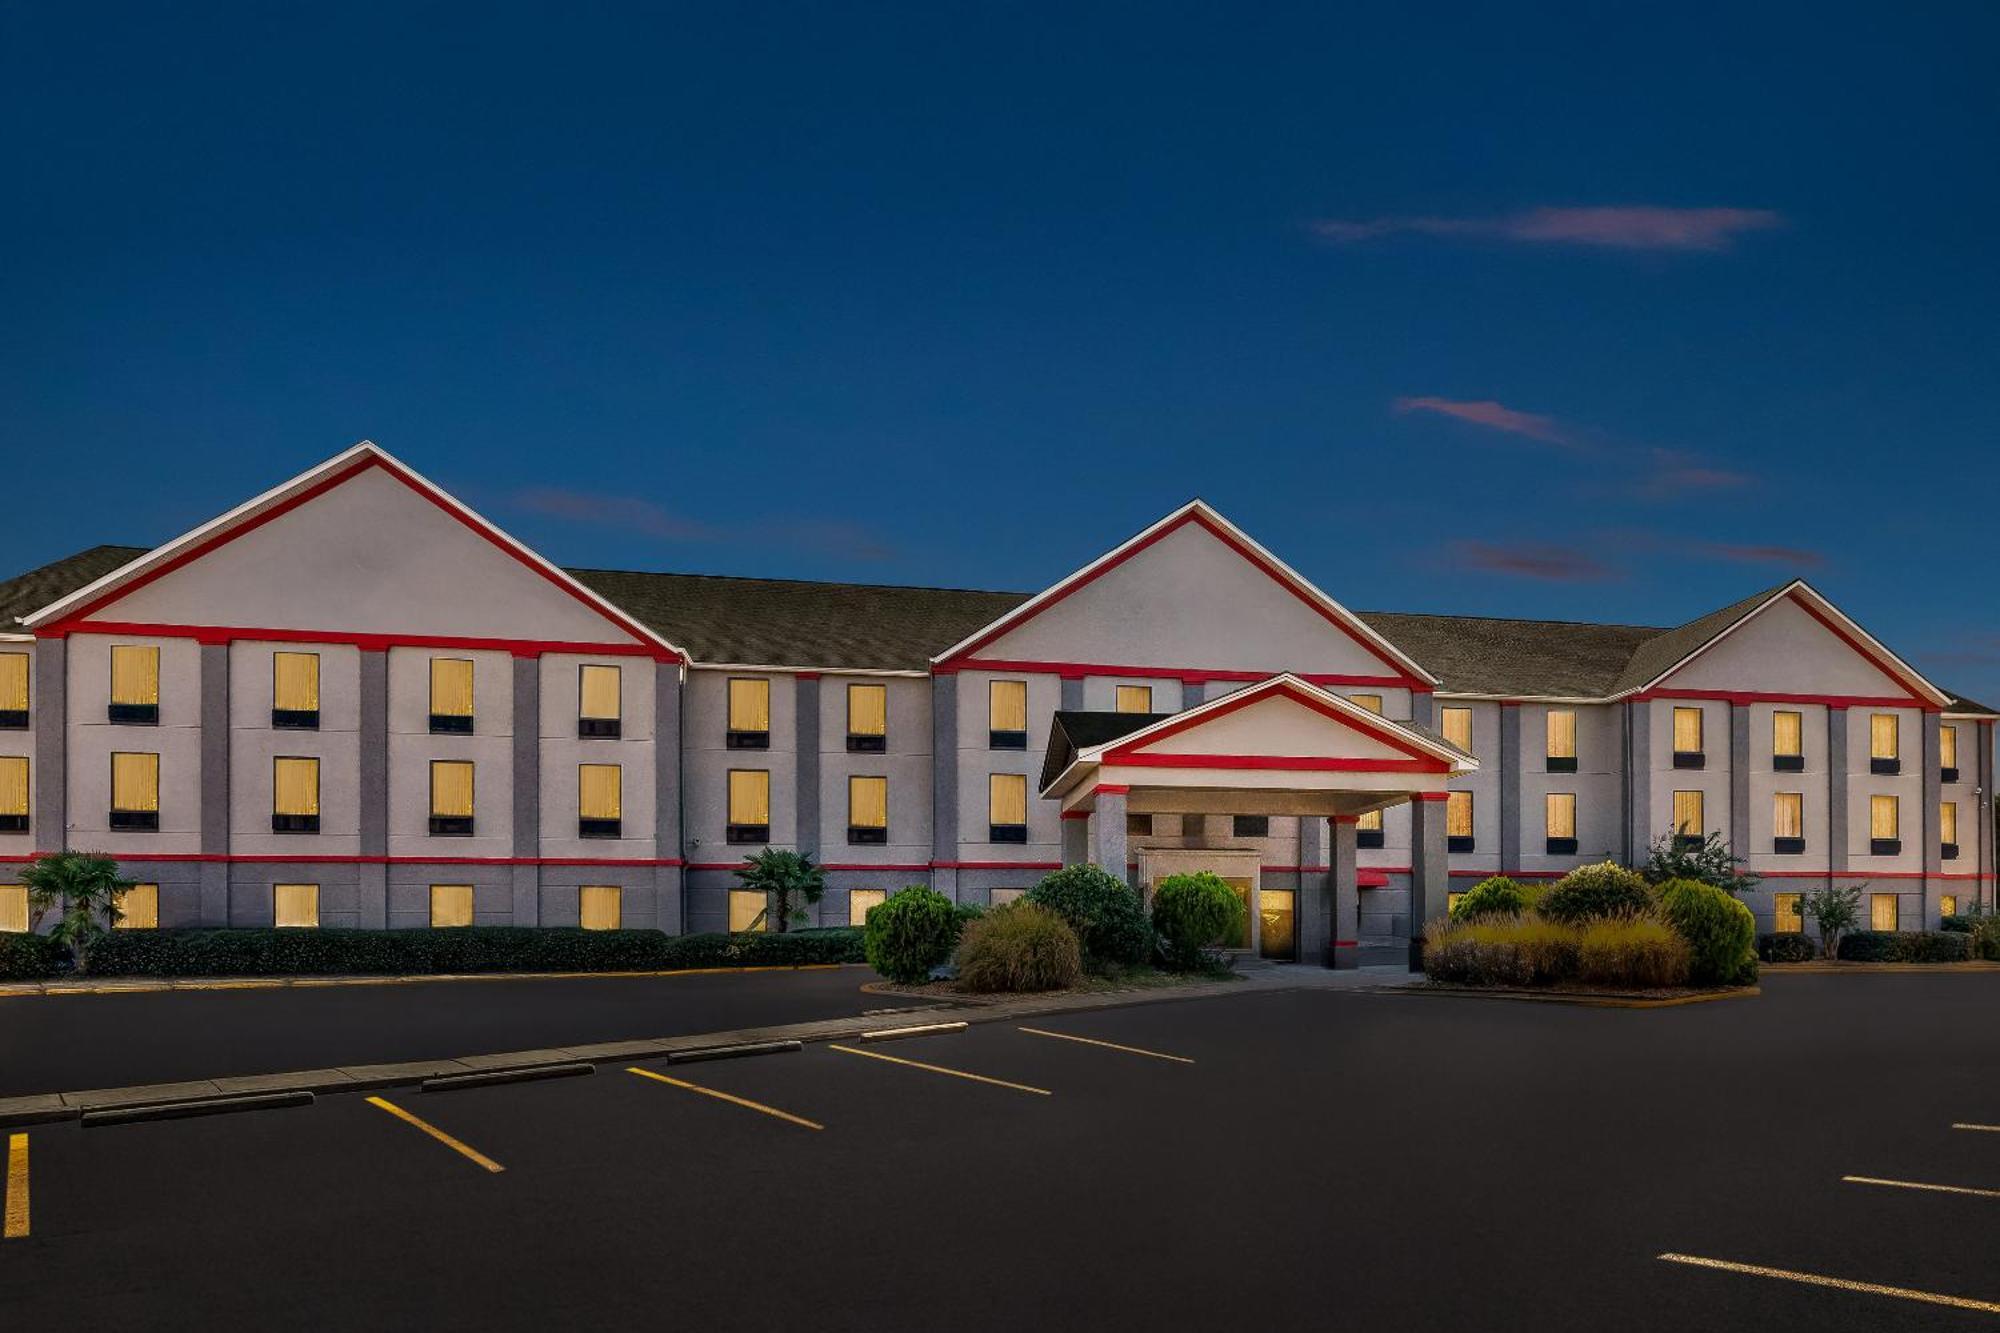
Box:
[1408,792,1449,971]
[1090,787,1129,887]
[1329,817,1359,970]
[1061,811,1089,865]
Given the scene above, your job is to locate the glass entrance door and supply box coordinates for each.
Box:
[1259,889,1296,961]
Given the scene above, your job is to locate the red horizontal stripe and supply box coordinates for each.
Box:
[683,859,1065,873]
[0,852,684,867]
[937,657,1427,689]
[1633,687,1934,712]
[56,620,678,662]
[1104,753,1447,773]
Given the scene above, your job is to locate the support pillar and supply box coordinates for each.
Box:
[1729,702,1751,863]
[1408,793,1449,970]
[199,642,231,925]
[795,676,822,922]
[1498,703,1521,872]
[1981,722,1996,913]
[1090,789,1129,886]
[511,654,541,927]
[1827,707,1849,878]
[1061,812,1088,865]
[656,660,684,933]
[1625,701,1651,865]
[930,673,960,901]
[357,648,389,929]
[1921,711,1943,929]
[1329,817,1360,969]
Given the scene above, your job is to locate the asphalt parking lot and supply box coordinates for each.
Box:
[4,974,1999,1330]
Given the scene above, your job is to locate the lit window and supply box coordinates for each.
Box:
[579,665,621,738]
[989,773,1028,842]
[1445,790,1473,847]
[989,680,1028,748]
[1672,707,1703,758]
[729,889,767,932]
[849,888,886,926]
[1545,793,1576,839]
[1870,892,1898,932]
[109,645,160,723]
[727,769,770,842]
[1545,710,1576,767]
[579,885,621,930]
[1942,893,1959,919]
[1941,724,1960,775]
[1870,713,1898,760]
[429,658,474,733]
[1870,794,1899,843]
[429,760,475,835]
[1115,685,1153,714]
[1773,792,1803,846]
[273,757,320,833]
[1772,892,1802,933]
[1440,707,1473,754]
[1941,801,1958,852]
[272,652,320,728]
[1672,790,1704,838]
[0,755,26,832]
[430,884,474,928]
[847,684,887,751]
[990,888,1027,906]
[726,678,770,747]
[1773,710,1803,766]
[1349,693,1383,714]
[0,884,27,933]
[579,764,622,838]
[115,883,158,929]
[1356,809,1382,831]
[848,775,887,843]
[111,751,160,829]
[0,652,28,725]
[1446,891,1465,914]
[274,883,319,928]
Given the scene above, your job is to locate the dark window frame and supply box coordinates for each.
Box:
[0,814,26,834]
[1544,837,1578,856]
[1869,757,1901,776]
[428,760,474,837]
[1545,755,1578,773]
[989,823,1029,844]
[1943,841,1961,861]
[1672,750,1705,770]
[1773,836,1806,856]
[1446,835,1475,853]
[1232,814,1270,839]
[1773,753,1805,772]
[846,683,888,754]
[1941,766,1960,784]
[1356,828,1385,850]
[1870,837,1902,856]
[726,823,770,845]
[579,817,622,840]
[577,664,622,740]
[428,658,475,735]
[725,677,771,750]
[0,711,27,731]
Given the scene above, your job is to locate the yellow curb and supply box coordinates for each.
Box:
[1762,962,2000,975]
[1383,984,1760,1009]
[0,963,863,998]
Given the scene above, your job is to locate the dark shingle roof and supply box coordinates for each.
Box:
[0,545,148,626]
[1353,610,1660,698]
[1042,711,1166,791]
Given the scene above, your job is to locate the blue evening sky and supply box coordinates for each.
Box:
[4,4,1996,693]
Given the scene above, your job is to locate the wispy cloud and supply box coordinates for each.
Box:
[1640,449,1756,496]
[1448,540,1616,582]
[1698,543,1825,569]
[1392,396,1575,447]
[509,487,896,562]
[1312,205,1783,252]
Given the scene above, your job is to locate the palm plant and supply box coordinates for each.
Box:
[733,849,826,933]
[21,851,133,974]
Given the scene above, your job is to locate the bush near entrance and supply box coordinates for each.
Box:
[954,902,1082,992]
[861,886,967,983]
[1755,933,1818,964]
[1539,862,1652,926]
[1150,872,1245,970]
[1026,864,1152,970]
[1654,879,1758,986]
[1448,876,1530,922]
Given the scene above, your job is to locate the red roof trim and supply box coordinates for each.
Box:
[1101,678,1446,765]
[1783,591,1936,702]
[1634,687,1934,712]
[48,621,678,662]
[1105,754,1448,774]
[935,656,1428,689]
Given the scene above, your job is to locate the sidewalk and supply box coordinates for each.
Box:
[0,962,1412,1128]
[0,962,847,998]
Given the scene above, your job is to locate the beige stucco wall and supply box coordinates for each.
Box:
[684,668,797,858]
[538,654,658,859]
[66,633,202,855]
[385,646,513,858]
[1658,596,1911,698]
[228,640,364,857]
[953,668,1063,859]
[816,675,932,866]
[1515,703,1623,872]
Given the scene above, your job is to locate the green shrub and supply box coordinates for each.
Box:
[1422,916,1581,987]
[1940,915,1976,934]
[0,932,68,980]
[1836,931,1900,962]
[1974,920,2000,962]
[1575,918,1692,989]
[1655,878,1757,985]
[1903,931,1972,963]
[953,902,1083,992]
[1150,872,1245,970]
[1756,932,1818,964]
[1026,864,1152,969]
[1449,876,1529,922]
[80,926,864,978]
[1540,862,1653,925]
[862,886,965,983]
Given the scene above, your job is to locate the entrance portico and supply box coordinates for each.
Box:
[1040,675,1474,967]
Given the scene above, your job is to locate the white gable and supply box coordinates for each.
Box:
[75,463,650,646]
[1659,595,1923,700]
[1131,690,1422,763]
[964,515,1419,678]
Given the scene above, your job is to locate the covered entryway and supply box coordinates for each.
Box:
[1041,675,1473,968]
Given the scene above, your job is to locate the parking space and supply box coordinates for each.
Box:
[2,976,1998,1330]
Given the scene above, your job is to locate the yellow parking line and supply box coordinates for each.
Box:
[1953,1123,2000,1134]
[1016,1026,1194,1064]
[3,1133,26,1240]
[828,1043,1051,1095]
[365,1096,505,1173]
[1843,1174,2000,1200]
[626,1067,822,1131]
[1658,1253,2000,1314]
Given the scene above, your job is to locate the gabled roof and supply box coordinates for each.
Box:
[1041,711,1164,791]
[0,545,147,629]
[1354,610,1660,698]
[1602,583,1791,696]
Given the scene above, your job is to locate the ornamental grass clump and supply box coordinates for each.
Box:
[953,901,1083,993]
[1422,916,1581,987]
[1575,918,1692,989]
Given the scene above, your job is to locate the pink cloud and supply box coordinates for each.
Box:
[1700,543,1825,569]
[1312,205,1783,252]
[1642,449,1755,495]
[1392,395,1573,446]
[1449,540,1615,582]
[511,487,717,541]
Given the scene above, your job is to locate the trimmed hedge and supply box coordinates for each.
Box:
[863,886,966,983]
[1756,932,1818,964]
[1449,876,1529,922]
[1836,930,1973,963]
[1540,862,1653,925]
[1150,871,1244,970]
[1027,865,1152,969]
[1655,878,1757,986]
[75,926,865,978]
[0,932,68,981]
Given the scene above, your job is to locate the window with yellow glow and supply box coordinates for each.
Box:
[848,775,887,829]
[989,680,1027,733]
[0,756,27,821]
[1440,707,1473,753]
[1545,793,1575,839]
[116,883,158,929]
[1773,792,1803,839]
[1870,794,1899,840]
[1941,801,1958,846]
[1942,894,1959,919]
[274,757,320,817]
[0,884,27,933]
[111,645,159,705]
[847,684,887,738]
[1672,790,1703,835]
[579,885,621,930]
[1870,713,1898,760]
[1546,710,1576,760]
[579,665,621,721]
[727,769,770,825]
[1772,892,1802,933]
[849,888,886,926]
[579,764,622,819]
[989,773,1028,827]
[1446,891,1465,915]
[0,653,27,713]
[274,883,319,928]
[1356,808,1382,831]
[1870,892,1898,932]
[430,658,474,718]
[1445,790,1473,838]
[1672,707,1703,754]
[727,678,770,731]
[1349,693,1383,714]
[1773,710,1803,757]
[112,752,160,813]
[729,889,767,932]
[430,884,475,928]
[1942,724,1959,772]
[273,652,319,712]
[430,760,474,818]
[1114,685,1153,714]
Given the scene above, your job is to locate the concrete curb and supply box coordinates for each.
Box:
[0,962,865,1000]
[421,1063,594,1093]
[81,1090,316,1128]
[1374,983,1761,1009]
[0,968,1305,1130]
[1762,962,2000,975]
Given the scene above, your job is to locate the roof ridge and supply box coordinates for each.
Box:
[1360,608,1668,634]
[563,565,1034,599]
